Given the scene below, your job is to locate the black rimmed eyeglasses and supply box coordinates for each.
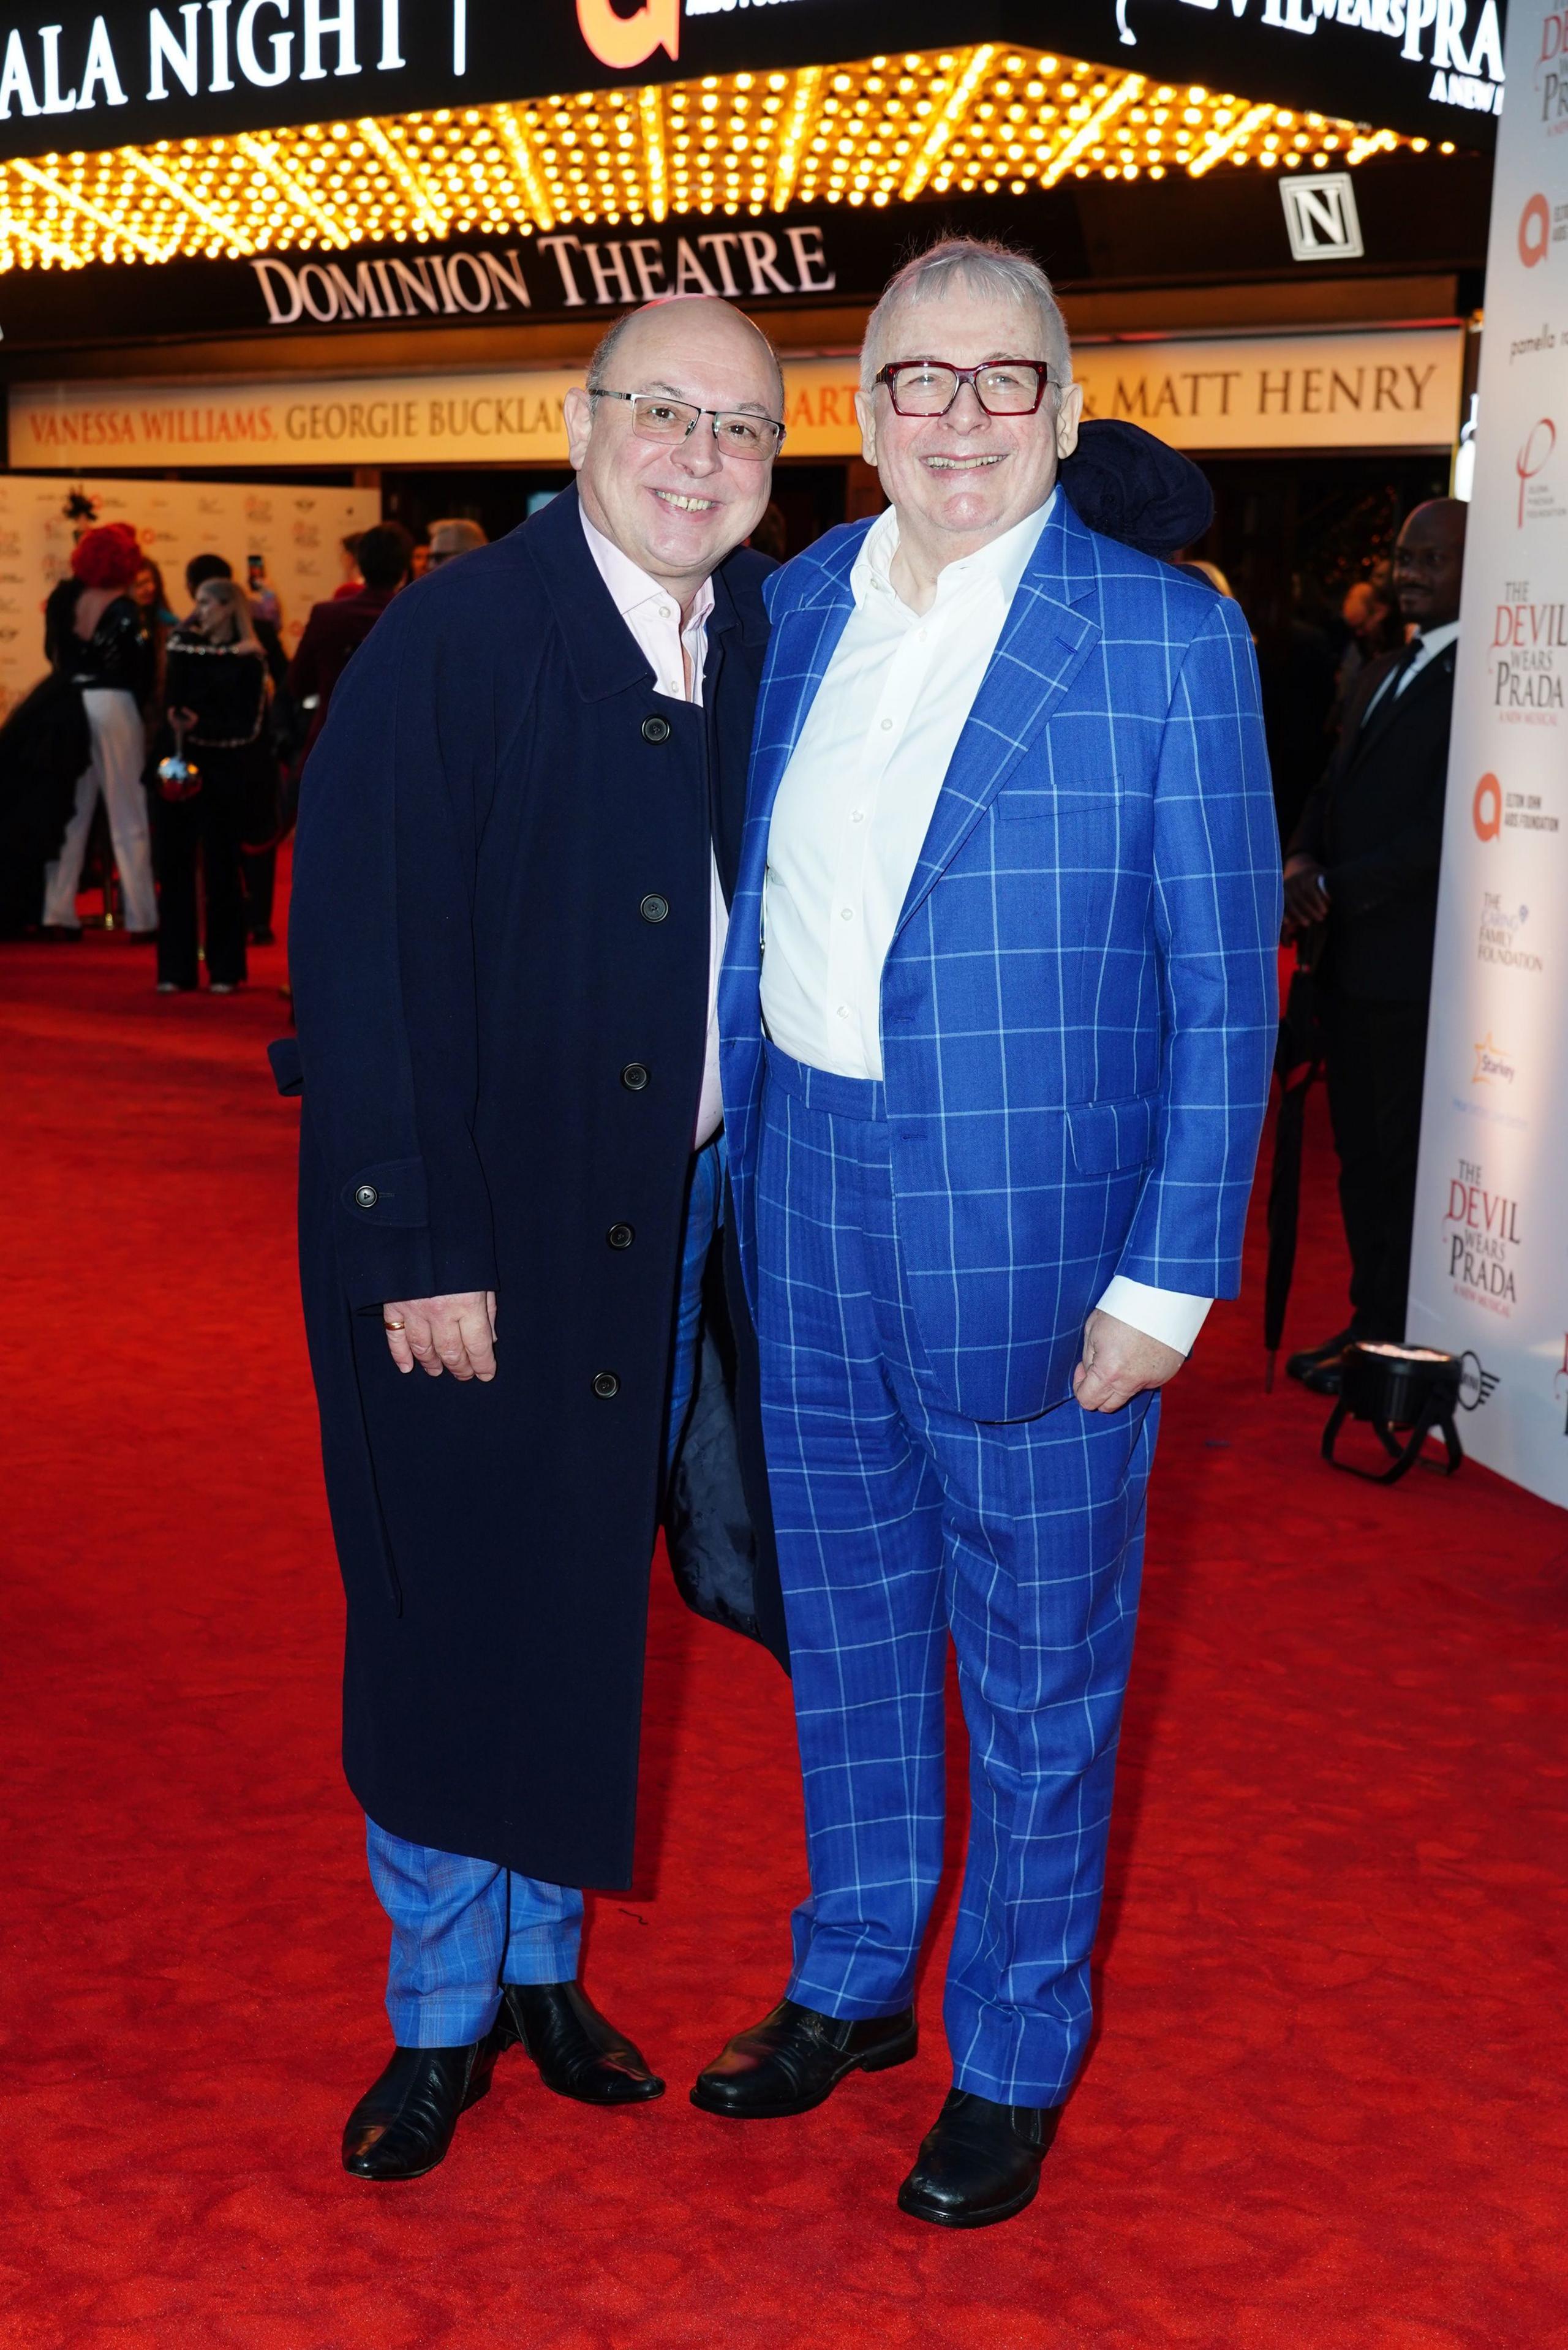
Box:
[590,387,786,460]
[874,360,1056,418]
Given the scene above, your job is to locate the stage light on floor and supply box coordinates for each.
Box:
[1321,1342,1464,1486]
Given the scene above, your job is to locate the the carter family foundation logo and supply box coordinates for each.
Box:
[1477,893,1543,971]
[1472,1032,1517,1085]
[1444,1160,1521,1313]
[1491,584,1566,719]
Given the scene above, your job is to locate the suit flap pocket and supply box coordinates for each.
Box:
[268,1036,303,1096]
[1068,1095,1155,1175]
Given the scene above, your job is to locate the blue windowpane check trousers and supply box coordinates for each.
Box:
[368,1132,726,2048]
[754,1047,1158,2108]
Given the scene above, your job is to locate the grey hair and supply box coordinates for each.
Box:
[860,238,1072,395]
[586,297,785,408]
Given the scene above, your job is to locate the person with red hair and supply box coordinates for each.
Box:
[40,524,157,937]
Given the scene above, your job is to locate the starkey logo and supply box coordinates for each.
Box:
[578,0,679,72]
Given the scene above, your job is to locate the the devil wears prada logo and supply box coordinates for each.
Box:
[576,0,679,72]
[1444,1158,1521,1314]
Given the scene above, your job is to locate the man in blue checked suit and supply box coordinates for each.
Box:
[692,240,1281,2228]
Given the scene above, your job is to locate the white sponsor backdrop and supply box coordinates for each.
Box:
[1408,1,1568,1502]
[0,475,381,721]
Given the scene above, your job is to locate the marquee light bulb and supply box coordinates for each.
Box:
[0,50,1439,272]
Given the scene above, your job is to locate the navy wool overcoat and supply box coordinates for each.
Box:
[285,487,784,1889]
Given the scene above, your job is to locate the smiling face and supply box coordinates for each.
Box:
[1392,499,1467,632]
[564,299,782,606]
[856,280,1082,579]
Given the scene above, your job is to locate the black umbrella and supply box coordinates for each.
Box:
[1264,947,1325,1390]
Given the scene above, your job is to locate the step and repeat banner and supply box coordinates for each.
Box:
[1408,0,1568,1505]
[0,476,380,720]
[7,324,1464,472]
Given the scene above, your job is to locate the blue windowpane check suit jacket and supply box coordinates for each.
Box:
[718,492,1283,1425]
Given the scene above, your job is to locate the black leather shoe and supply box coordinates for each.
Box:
[690,1997,917,2118]
[1285,1327,1355,1384]
[341,2029,506,2182]
[1300,1352,1349,1395]
[897,2089,1062,2229]
[498,1982,664,2104]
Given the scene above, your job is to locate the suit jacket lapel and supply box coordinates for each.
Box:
[733,539,862,914]
[895,494,1101,943]
[1346,639,1454,772]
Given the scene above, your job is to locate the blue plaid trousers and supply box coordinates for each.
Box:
[368,1134,726,2047]
[755,1048,1158,2107]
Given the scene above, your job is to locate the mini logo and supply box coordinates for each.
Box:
[1474,773,1503,838]
[1457,1352,1500,1410]
[577,0,678,72]
[1472,1032,1517,1085]
[1280,174,1364,262]
[1521,192,1551,266]
[1518,418,1558,525]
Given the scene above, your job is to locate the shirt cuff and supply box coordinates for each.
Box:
[1095,1276,1213,1357]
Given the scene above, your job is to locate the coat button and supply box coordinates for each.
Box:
[353,1184,379,1209]
[620,1062,650,1091]
[640,893,669,924]
[641,714,671,744]
[592,1371,620,1399]
[607,1223,635,1249]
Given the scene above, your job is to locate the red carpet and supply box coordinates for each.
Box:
[2,882,1565,2350]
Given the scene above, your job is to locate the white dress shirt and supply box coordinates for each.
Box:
[580,507,728,1148]
[759,492,1209,1357]
[1361,619,1460,722]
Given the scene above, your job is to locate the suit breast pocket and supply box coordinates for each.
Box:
[987,795,1125,900]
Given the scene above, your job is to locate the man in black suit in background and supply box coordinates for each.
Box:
[1282,498,1467,1393]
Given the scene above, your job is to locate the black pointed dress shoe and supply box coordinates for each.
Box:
[1285,1327,1355,1384]
[341,2030,506,2182]
[1300,1352,1349,1396]
[691,1996,918,2119]
[498,1981,664,2104]
[898,2089,1063,2228]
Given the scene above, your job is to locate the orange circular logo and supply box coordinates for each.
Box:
[1520,193,1550,269]
[577,0,679,70]
[1473,774,1502,841]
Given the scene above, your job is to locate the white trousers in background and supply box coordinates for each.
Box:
[42,687,157,933]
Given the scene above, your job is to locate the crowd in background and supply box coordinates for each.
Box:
[0,508,489,983]
[0,476,1461,1416]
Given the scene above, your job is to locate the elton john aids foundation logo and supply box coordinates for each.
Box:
[1521,193,1551,265]
[1474,773,1503,838]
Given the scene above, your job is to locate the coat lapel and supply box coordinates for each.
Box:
[1344,639,1455,773]
[894,493,1102,943]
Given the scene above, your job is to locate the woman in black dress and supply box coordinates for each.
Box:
[152,578,271,995]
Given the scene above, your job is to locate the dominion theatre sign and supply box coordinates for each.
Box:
[0,0,1506,161]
